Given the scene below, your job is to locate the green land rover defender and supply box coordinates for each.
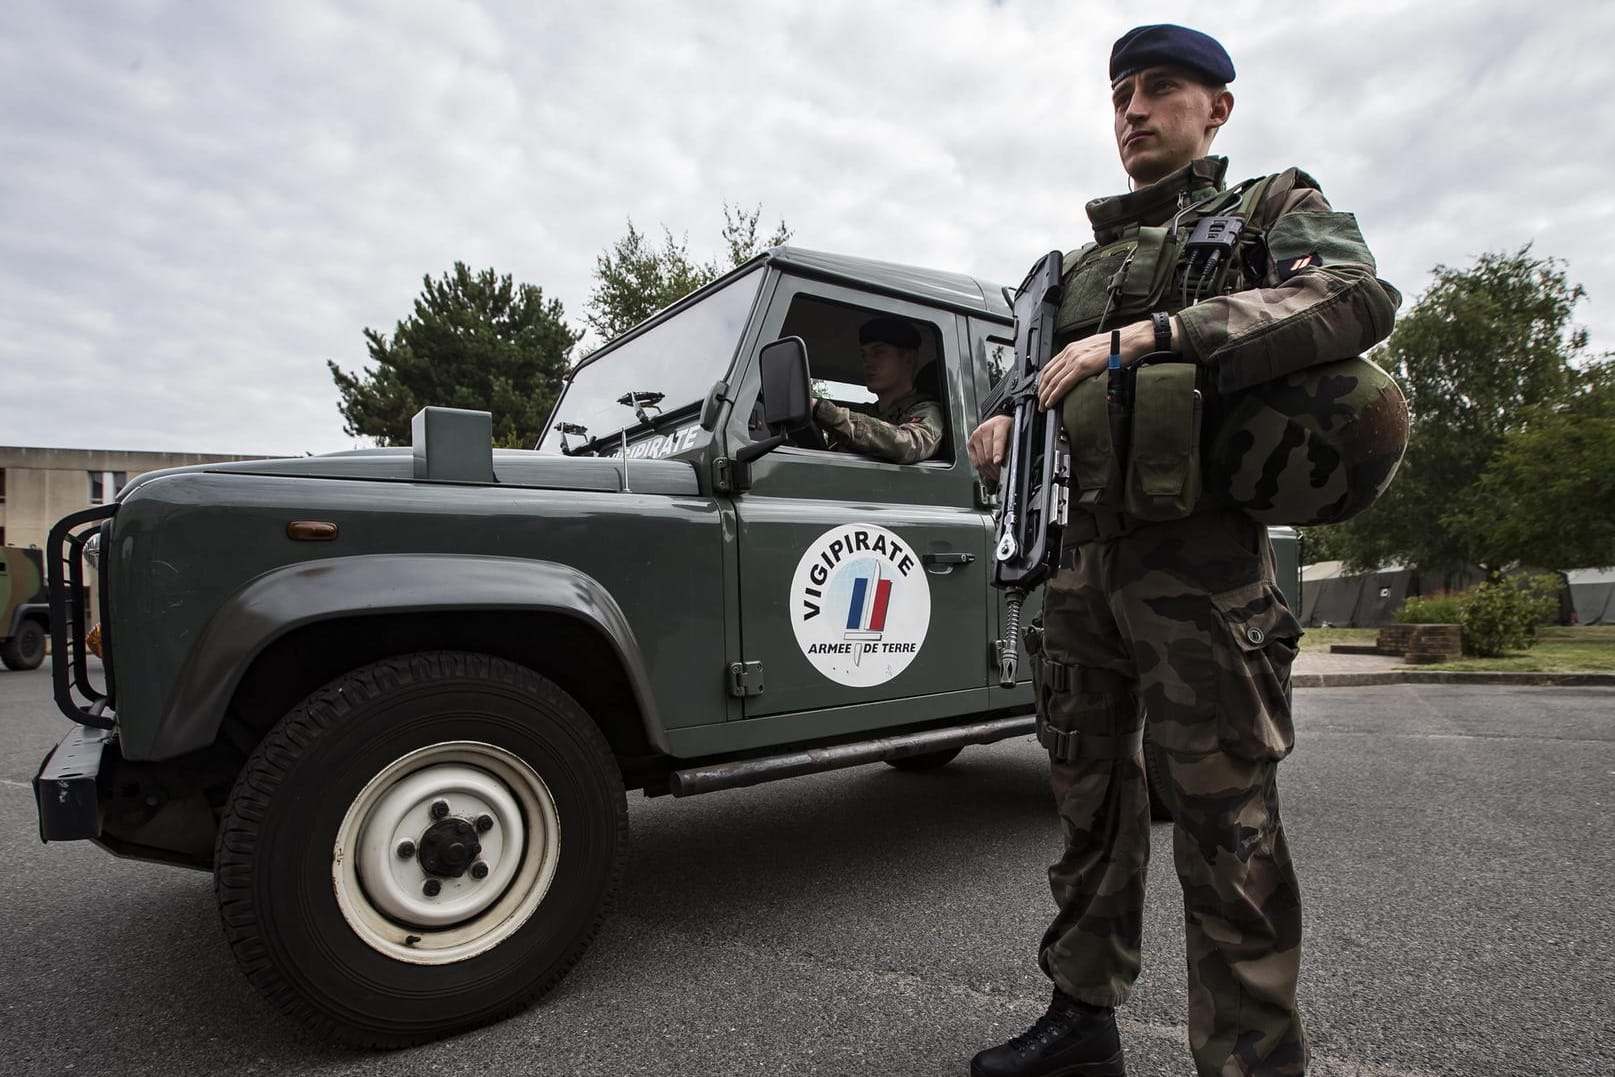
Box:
[33,248,1298,1046]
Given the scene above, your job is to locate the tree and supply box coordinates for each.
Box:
[329,263,580,448]
[1453,375,1615,569]
[583,202,791,344]
[1295,524,1348,566]
[1308,247,1604,576]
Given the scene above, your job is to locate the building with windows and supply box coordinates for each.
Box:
[0,446,273,551]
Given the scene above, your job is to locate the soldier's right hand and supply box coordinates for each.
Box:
[967,415,1014,486]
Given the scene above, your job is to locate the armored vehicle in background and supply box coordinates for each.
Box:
[2,546,49,670]
[33,248,1298,1046]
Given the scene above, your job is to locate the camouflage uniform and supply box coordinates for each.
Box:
[1035,156,1399,1076]
[813,390,944,464]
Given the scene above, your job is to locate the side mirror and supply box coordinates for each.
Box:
[758,336,813,432]
[720,336,814,494]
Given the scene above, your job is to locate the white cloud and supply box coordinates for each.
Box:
[2,0,1612,455]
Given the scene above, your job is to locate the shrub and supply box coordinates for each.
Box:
[1395,576,1560,655]
[1458,575,1561,657]
[1395,592,1465,624]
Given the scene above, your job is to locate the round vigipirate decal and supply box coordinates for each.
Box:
[790,523,931,687]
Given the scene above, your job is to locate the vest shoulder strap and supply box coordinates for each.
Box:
[1062,243,1098,276]
[1234,175,1275,222]
[1230,166,1329,228]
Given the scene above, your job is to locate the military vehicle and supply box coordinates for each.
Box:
[2,546,49,671]
[33,248,1298,1046]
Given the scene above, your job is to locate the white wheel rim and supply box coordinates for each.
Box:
[332,741,561,965]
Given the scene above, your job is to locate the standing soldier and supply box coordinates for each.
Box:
[967,24,1400,1077]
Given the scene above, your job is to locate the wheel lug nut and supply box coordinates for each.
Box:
[430,800,450,819]
[470,862,489,880]
[423,879,442,897]
[475,814,494,833]
[396,841,416,859]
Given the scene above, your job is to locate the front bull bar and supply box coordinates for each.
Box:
[47,503,117,729]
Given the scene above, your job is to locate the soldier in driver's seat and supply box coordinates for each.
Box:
[811,317,944,464]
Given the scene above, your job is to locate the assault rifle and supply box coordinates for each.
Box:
[980,250,1067,688]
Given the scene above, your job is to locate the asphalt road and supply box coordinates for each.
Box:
[2,665,1611,1076]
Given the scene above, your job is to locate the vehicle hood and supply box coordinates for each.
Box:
[119,448,701,498]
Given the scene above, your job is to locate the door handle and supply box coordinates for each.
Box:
[921,552,976,575]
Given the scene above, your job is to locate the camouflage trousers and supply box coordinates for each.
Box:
[1033,509,1307,1077]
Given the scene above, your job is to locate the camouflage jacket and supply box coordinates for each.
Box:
[1068,155,1401,395]
[813,390,944,464]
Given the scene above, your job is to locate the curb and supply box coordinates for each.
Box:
[1294,671,1615,688]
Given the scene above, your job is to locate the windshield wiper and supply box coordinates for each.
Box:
[617,390,665,428]
[553,422,590,455]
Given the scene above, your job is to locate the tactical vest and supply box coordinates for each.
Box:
[1054,174,1273,345]
[1055,172,1407,530]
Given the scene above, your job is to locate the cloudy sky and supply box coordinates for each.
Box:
[4,0,1612,456]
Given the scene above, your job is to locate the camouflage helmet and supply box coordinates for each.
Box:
[1208,356,1409,526]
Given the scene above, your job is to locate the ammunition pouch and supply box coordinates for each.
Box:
[1064,376,1124,511]
[1063,355,1206,527]
[1124,362,1203,521]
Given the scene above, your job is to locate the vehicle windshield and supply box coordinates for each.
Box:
[539,266,764,454]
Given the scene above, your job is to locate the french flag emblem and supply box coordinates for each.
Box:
[844,562,892,638]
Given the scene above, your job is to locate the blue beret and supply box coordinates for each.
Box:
[1110,24,1235,85]
[859,316,921,350]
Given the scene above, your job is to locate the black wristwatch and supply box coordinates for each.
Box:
[1151,310,1174,354]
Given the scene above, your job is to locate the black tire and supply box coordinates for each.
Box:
[214,652,627,1047]
[1142,729,1172,823]
[0,619,45,671]
[885,746,964,772]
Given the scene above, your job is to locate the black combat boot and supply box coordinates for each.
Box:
[970,988,1125,1077]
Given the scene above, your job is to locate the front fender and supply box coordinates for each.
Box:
[146,554,663,758]
[8,603,48,638]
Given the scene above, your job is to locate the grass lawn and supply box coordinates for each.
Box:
[1299,627,1378,650]
[1300,625,1615,672]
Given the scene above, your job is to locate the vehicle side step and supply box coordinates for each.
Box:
[666,714,1034,797]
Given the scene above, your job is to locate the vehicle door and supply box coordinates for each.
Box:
[728,278,993,732]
